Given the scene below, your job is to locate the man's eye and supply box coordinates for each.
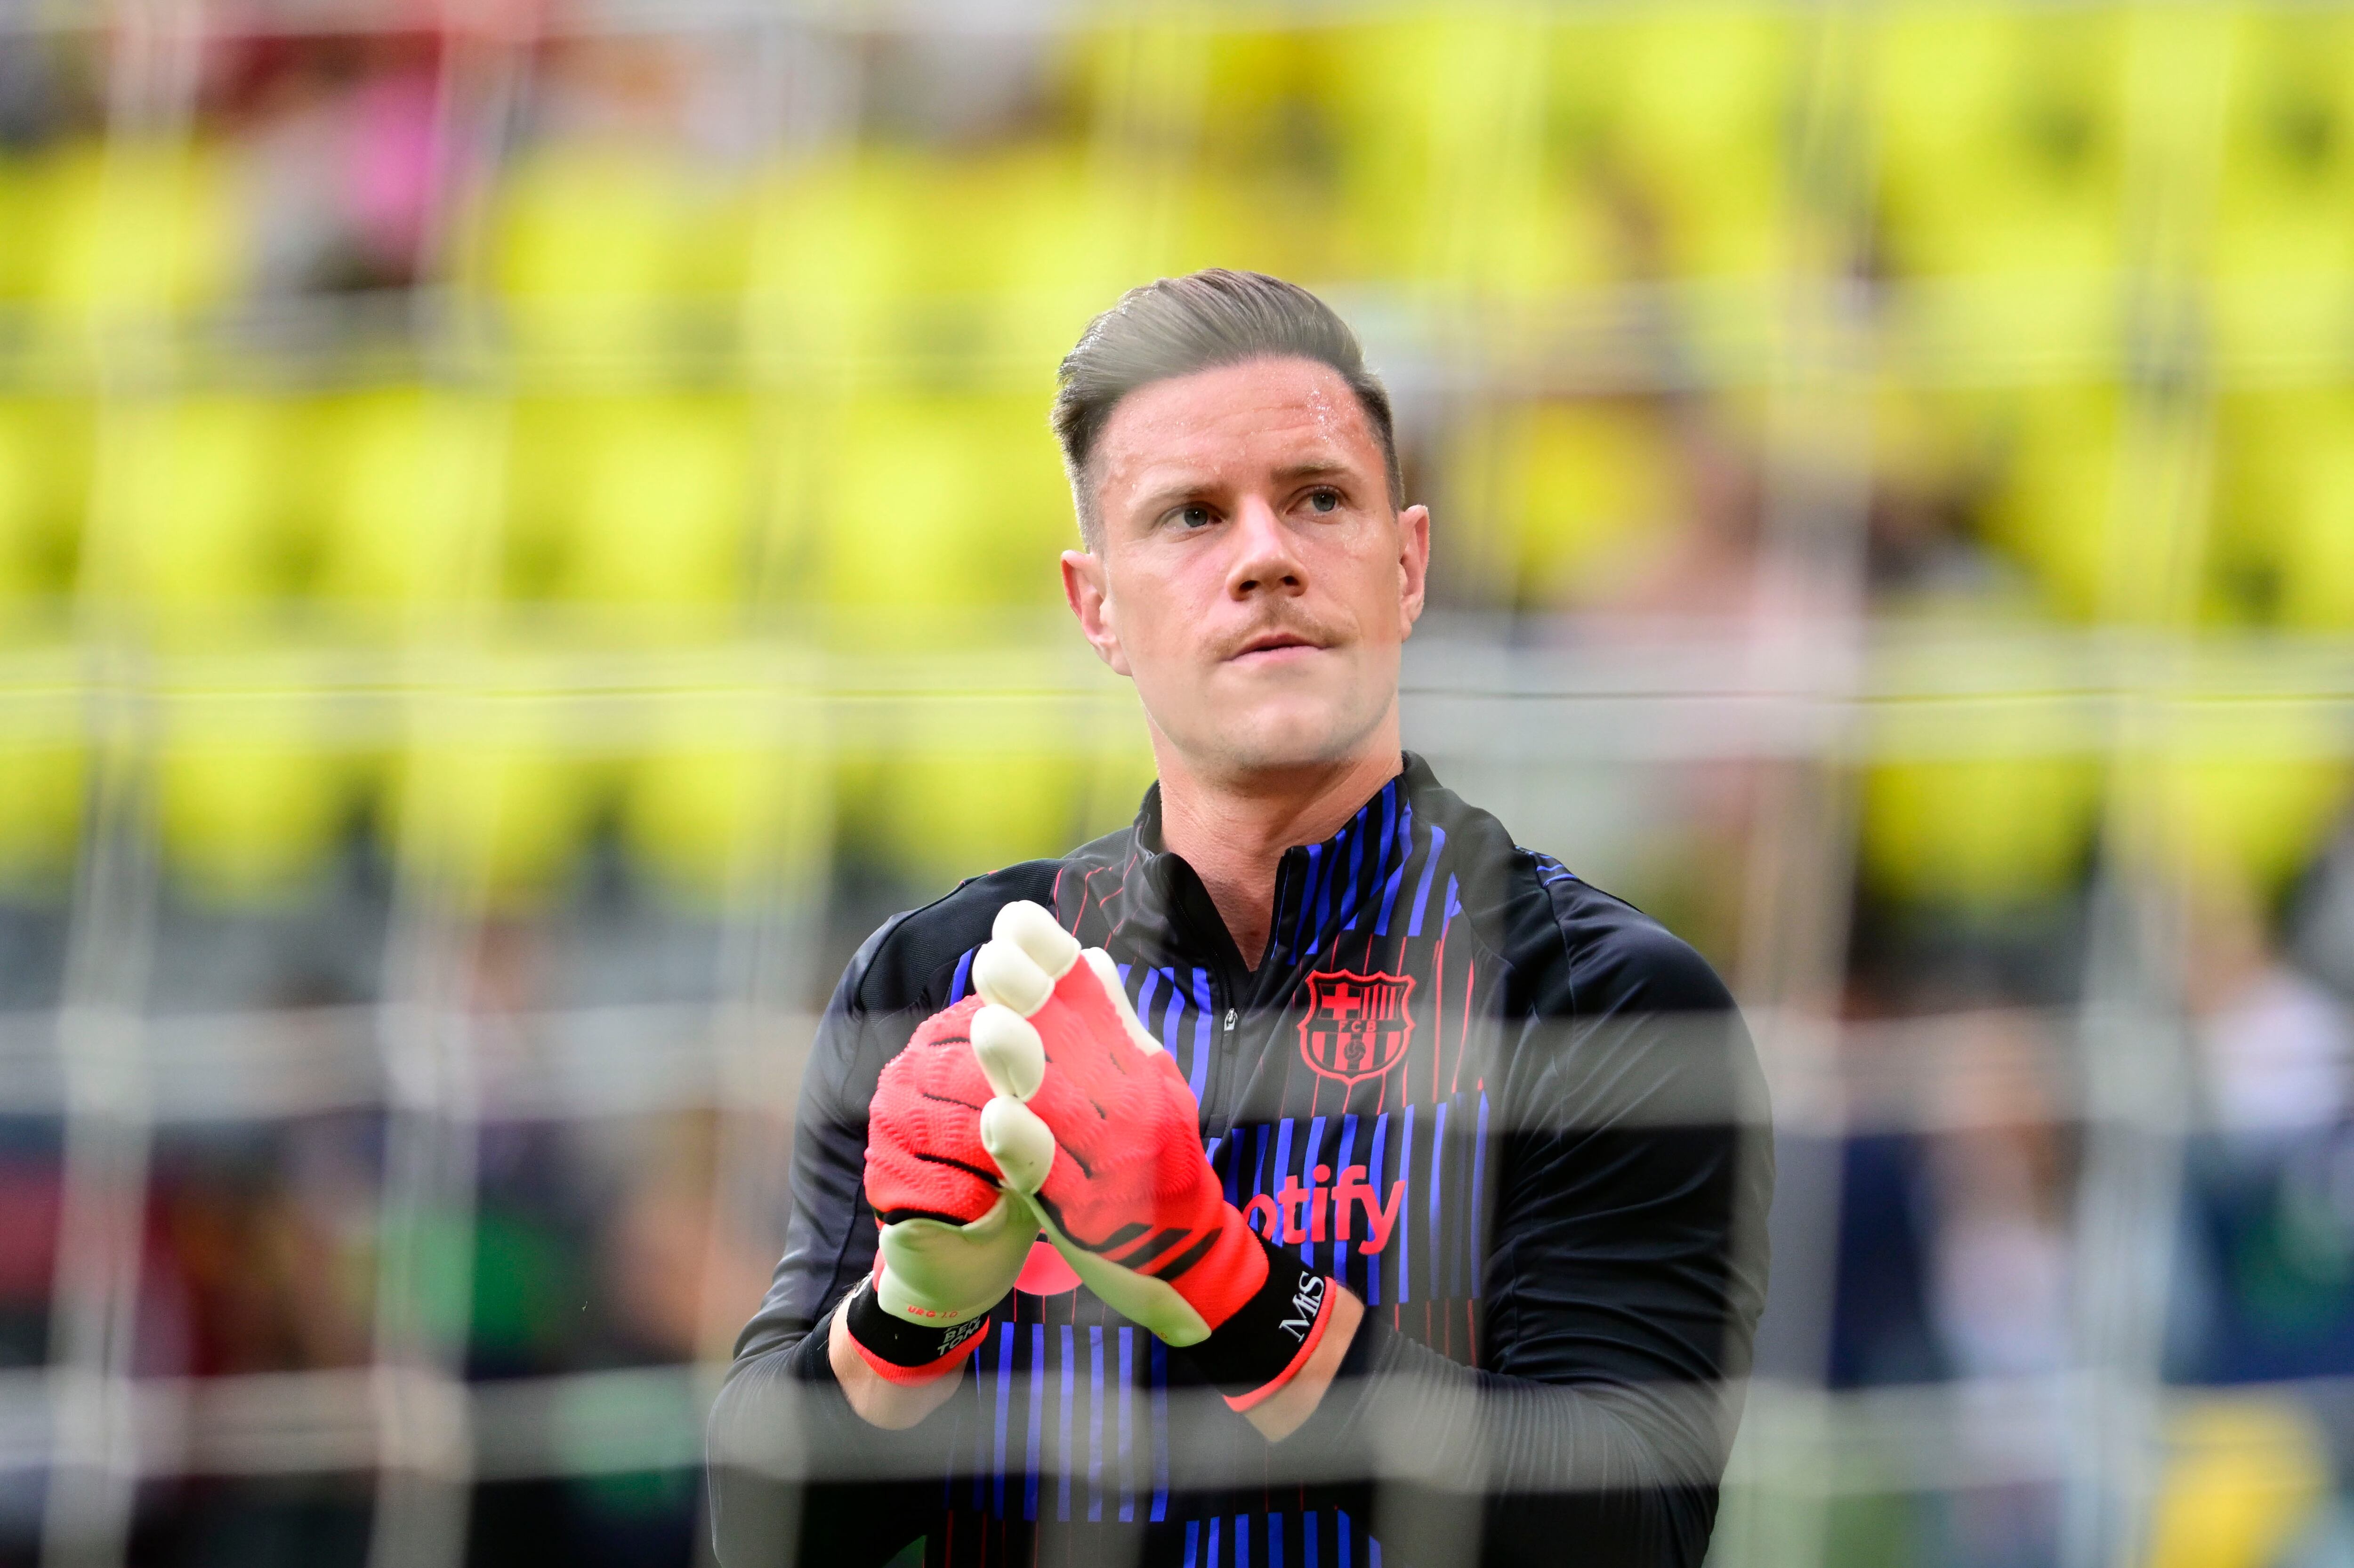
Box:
[1177,505,1215,529]
[1307,489,1341,514]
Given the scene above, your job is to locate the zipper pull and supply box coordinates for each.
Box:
[1223,1007,1238,1032]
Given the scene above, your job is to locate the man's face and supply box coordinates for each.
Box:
[1061,356,1430,780]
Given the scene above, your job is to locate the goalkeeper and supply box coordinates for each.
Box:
[709,270,1772,1567]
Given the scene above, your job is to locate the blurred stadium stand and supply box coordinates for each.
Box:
[0,4,2350,1568]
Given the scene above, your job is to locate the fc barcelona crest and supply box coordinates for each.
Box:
[1298,969,1416,1086]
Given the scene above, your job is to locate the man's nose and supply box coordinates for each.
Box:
[1224,496,1306,598]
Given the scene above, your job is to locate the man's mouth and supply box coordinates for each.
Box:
[1227,630,1324,663]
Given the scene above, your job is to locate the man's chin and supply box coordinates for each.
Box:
[1174,698,1387,779]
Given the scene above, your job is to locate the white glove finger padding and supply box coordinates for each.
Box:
[979,1096,1057,1195]
[874,1191,1032,1323]
[879,1188,1018,1252]
[972,902,1080,1017]
[1080,948,1163,1057]
[970,1004,1046,1100]
[996,900,1080,973]
[970,940,1050,1017]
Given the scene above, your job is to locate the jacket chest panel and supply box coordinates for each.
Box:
[1101,920,1507,1126]
[1098,925,1506,1345]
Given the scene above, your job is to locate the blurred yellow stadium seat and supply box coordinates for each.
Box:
[2137,706,2350,898]
[0,153,36,303]
[1869,4,2127,355]
[97,395,355,900]
[1870,3,2128,275]
[842,736,1085,893]
[2210,9,2354,364]
[15,139,248,337]
[961,146,1161,372]
[1597,5,1807,284]
[1446,400,1680,609]
[747,147,963,376]
[555,394,753,614]
[102,395,306,624]
[156,697,358,903]
[305,386,513,899]
[752,142,1164,380]
[750,145,1110,885]
[1156,164,1330,292]
[755,132,1152,879]
[1163,22,1309,169]
[505,396,586,604]
[1059,22,1335,286]
[309,386,504,622]
[389,692,607,911]
[310,389,634,909]
[325,384,763,904]
[2145,1395,2330,1568]
[1869,381,1991,555]
[1973,386,2122,621]
[0,735,82,890]
[1084,12,1623,297]
[813,389,1085,885]
[818,391,1073,617]
[1862,756,2103,911]
[2211,391,2354,631]
[1084,19,1316,195]
[1313,14,1554,291]
[621,690,829,908]
[503,394,755,635]
[0,399,91,610]
[0,392,93,887]
[490,143,749,372]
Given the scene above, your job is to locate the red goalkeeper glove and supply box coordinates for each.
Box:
[849,997,1039,1384]
[967,902,1337,1411]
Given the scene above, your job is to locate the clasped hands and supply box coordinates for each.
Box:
[845,902,1338,1418]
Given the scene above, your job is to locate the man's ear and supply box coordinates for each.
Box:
[1396,503,1431,636]
[1062,548,1132,677]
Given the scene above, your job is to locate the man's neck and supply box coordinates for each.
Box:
[1152,740,1403,971]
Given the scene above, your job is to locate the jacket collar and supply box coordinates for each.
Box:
[1091,754,1442,982]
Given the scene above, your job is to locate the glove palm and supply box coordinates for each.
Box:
[857,996,1039,1381]
[966,902,1336,1406]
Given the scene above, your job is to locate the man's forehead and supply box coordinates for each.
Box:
[1095,358,1381,494]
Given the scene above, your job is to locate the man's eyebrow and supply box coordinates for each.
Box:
[1128,475,1219,517]
[1123,458,1361,521]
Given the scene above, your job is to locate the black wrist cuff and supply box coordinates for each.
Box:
[842,1277,991,1371]
[1171,1236,1334,1399]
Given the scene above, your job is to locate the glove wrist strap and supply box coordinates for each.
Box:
[842,1277,992,1386]
[1175,1235,1337,1411]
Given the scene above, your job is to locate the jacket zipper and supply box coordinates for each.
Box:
[1200,979,1245,1131]
[1191,844,1303,1130]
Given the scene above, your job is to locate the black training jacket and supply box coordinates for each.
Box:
[709,754,1773,1568]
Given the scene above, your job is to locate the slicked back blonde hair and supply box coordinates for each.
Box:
[1051,269,1403,548]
